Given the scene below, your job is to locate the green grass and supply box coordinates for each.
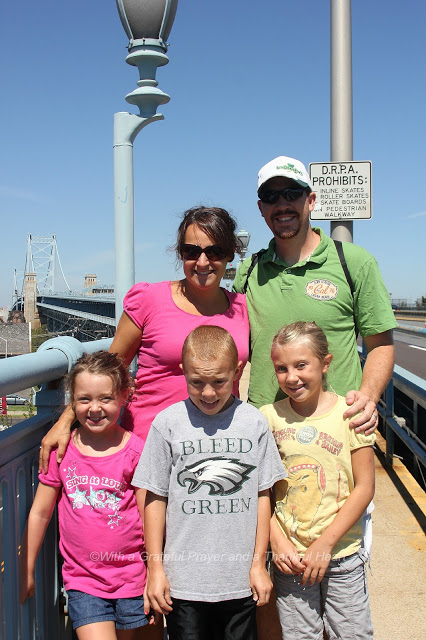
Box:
[5,405,37,414]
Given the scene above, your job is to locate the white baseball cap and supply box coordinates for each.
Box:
[257,155,313,192]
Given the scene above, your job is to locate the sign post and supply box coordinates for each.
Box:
[309,161,372,221]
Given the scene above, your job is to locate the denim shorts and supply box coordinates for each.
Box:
[67,590,149,630]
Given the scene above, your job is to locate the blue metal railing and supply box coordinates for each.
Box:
[0,337,112,640]
[0,337,424,640]
[359,346,426,474]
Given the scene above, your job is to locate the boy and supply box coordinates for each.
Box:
[132,325,286,640]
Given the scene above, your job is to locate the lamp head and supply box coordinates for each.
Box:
[116,0,178,51]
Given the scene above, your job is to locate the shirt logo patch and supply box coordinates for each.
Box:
[296,426,318,445]
[177,457,256,496]
[305,279,338,300]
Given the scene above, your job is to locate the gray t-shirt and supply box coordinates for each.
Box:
[132,397,286,602]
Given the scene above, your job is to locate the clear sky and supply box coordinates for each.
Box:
[1,0,425,308]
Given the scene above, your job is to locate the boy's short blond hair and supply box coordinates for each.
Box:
[182,326,238,369]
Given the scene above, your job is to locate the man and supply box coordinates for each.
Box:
[233,155,397,432]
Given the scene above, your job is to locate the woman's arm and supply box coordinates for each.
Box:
[39,312,143,472]
[300,446,375,586]
[139,490,173,615]
[20,483,59,603]
[109,312,143,366]
[39,405,75,472]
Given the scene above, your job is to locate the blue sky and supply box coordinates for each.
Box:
[1,0,425,308]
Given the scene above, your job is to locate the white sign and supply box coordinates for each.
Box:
[309,161,372,220]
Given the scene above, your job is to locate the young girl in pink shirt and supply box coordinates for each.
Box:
[20,351,153,639]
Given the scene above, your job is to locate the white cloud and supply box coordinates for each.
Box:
[407,211,426,219]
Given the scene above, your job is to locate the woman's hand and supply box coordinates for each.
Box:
[39,404,75,473]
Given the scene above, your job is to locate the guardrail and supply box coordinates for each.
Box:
[0,337,112,640]
[359,346,426,480]
[0,337,424,639]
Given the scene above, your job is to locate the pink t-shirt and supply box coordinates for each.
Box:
[39,433,146,598]
[122,281,250,443]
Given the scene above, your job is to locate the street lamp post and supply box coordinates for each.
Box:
[114,0,179,324]
[223,229,251,290]
[236,229,251,262]
[330,0,353,243]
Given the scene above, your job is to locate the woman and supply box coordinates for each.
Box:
[40,205,249,464]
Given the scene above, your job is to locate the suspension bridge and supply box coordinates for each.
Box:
[11,234,116,341]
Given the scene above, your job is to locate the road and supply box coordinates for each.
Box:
[393,329,426,380]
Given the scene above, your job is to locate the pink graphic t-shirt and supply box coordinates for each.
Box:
[39,433,145,598]
[122,281,250,443]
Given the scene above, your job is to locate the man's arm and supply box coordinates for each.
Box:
[344,330,395,433]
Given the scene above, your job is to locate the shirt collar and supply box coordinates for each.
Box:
[265,227,330,268]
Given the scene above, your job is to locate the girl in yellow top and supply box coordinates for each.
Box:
[261,321,375,640]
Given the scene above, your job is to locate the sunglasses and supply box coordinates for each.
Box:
[181,244,227,261]
[258,187,308,204]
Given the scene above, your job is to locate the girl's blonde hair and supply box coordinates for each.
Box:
[66,351,131,405]
[271,321,331,386]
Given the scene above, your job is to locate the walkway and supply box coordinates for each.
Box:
[369,434,425,639]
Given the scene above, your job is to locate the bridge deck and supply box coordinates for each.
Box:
[239,364,426,640]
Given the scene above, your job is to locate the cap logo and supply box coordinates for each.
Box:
[276,163,303,177]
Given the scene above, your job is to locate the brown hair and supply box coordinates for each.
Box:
[175,206,242,263]
[66,351,131,405]
[182,325,239,369]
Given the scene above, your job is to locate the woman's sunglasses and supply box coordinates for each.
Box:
[258,187,308,204]
[181,244,227,261]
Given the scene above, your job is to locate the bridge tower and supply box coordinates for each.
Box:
[23,272,40,328]
[23,234,71,295]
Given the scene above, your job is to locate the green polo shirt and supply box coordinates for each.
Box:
[233,228,397,408]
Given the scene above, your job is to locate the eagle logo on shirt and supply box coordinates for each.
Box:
[177,457,255,496]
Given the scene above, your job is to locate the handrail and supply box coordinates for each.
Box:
[359,351,426,472]
[0,337,112,397]
[0,336,113,640]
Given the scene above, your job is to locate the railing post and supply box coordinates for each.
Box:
[384,379,395,466]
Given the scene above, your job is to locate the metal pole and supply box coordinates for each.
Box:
[113,112,162,324]
[330,0,353,243]
[113,34,172,326]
